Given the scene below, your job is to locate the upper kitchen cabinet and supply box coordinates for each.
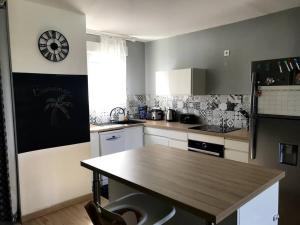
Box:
[155,68,206,95]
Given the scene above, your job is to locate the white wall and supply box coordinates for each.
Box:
[8,0,87,75]
[18,144,91,215]
[7,0,91,216]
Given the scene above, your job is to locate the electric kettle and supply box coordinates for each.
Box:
[166,109,176,122]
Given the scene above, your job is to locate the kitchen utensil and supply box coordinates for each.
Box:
[166,109,176,122]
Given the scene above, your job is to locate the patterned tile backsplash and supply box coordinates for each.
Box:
[126,94,250,128]
[90,94,250,128]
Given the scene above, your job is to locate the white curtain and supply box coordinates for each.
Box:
[87,36,127,123]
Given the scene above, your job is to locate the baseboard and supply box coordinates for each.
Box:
[21,193,92,223]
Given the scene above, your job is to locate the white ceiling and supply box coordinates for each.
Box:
[27,0,300,41]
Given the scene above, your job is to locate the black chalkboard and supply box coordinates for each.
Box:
[13,73,90,154]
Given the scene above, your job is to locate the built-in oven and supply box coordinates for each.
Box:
[188,139,224,158]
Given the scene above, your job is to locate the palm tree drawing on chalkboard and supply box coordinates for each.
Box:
[44,89,73,128]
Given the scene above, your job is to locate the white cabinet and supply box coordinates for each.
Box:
[124,126,144,149]
[90,132,100,158]
[144,134,169,147]
[168,139,188,150]
[90,126,143,186]
[155,68,206,96]
[238,182,279,225]
[90,126,144,158]
[99,129,125,155]
[225,150,248,163]
[225,139,249,163]
[144,127,188,150]
[188,132,224,145]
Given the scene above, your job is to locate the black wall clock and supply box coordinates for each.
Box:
[38,30,69,62]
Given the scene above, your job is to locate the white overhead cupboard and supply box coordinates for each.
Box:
[155,68,206,95]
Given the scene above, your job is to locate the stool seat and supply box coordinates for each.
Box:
[105,193,176,225]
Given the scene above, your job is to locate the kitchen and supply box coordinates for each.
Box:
[0,0,299,225]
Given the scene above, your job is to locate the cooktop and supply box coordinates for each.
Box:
[189,125,240,133]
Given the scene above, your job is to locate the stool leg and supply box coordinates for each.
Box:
[93,171,101,207]
[205,222,215,225]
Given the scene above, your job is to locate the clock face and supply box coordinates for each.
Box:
[38,30,69,62]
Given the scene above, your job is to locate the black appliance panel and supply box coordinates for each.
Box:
[188,140,224,158]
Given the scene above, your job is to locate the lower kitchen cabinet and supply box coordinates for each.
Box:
[144,127,188,150]
[169,139,188,150]
[225,139,249,163]
[225,149,249,163]
[144,134,169,147]
[124,126,144,150]
[90,126,144,157]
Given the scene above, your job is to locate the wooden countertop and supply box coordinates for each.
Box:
[144,120,250,141]
[81,145,285,224]
[90,123,144,133]
[90,120,249,141]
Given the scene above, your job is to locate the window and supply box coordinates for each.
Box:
[87,36,127,123]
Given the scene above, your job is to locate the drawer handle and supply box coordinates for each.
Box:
[273,214,280,221]
[106,135,121,141]
[188,147,220,157]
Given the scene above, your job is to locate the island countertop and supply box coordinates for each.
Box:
[81,145,284,224]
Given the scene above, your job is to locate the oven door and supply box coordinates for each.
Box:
[188,139,224,158]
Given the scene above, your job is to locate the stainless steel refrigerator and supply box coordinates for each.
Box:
[249,57,300,225]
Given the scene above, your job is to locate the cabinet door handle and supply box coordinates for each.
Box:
[106,135,121,141]
[273,214,280,221]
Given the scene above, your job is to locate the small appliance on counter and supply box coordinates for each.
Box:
[138,106,147,119]
[166,109,176,122]
[179,113,198,124]
[149,108,164,120]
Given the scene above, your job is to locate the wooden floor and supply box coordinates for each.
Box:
[23,198,108,225]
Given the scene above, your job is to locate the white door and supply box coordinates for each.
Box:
[124,126,143,150]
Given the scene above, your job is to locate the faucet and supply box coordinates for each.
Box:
[109,107,125,123]
[221,118,228,128]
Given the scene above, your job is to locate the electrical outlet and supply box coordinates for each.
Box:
[224,50,230,57]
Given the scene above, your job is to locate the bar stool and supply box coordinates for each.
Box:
[85,193,176,225]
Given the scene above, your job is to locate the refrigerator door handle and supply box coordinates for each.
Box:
[250,71,257,160]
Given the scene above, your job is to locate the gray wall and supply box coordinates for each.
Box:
[145,7,300,95]
[126,41,145,95]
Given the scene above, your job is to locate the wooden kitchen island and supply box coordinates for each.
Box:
[81,145,285,225]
